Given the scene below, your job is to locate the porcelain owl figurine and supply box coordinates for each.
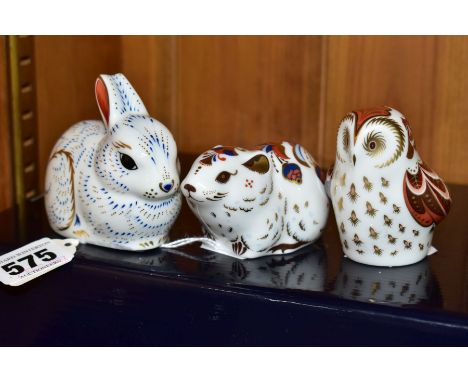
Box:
[327,107,451,266]
[45,73,182,250]
[181,142,329,259]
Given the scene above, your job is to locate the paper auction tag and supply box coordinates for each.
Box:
[0,237,78,286]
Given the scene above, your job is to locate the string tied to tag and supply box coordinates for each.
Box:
[160,237,216,249]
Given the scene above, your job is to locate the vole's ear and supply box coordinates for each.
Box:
[242,154,270,174]
[95,73,148,129]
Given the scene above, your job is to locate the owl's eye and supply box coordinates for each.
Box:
[119,152,138,170]
[363,132,386,156]
[342,128,350,151]
[216,171,232,183]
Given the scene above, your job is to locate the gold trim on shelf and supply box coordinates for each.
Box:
[7,36,39,222]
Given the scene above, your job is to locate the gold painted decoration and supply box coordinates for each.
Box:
[328,106,451,266]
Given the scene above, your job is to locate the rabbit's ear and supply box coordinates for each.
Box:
[95,73,148,128]
[95,77,110,126]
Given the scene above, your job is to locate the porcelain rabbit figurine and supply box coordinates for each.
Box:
[181,142,329,259]
[45,73,182,250]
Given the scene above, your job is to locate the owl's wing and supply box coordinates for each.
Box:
[324,163,335,199]
[326,163,335,183]
[403,161,451,227]
[45,149,76,231]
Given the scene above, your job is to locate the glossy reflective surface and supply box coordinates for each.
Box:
[0,161,467,344]
[332,258,440,307]
[77,241,328,293]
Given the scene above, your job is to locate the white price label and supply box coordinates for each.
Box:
[0,237,78,286]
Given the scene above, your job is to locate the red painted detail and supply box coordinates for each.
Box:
[403,161,451,227]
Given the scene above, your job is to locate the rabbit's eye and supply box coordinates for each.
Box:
[216,171,231,184]
[119,153,138,170]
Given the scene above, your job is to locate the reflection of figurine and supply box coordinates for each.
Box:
[203,243,327,292]
[45,74,181,250]
[76,241,326,293]
[76,244,176,272]
[332,257,439,307]
[327,107,451,266]
[181,142,329,259]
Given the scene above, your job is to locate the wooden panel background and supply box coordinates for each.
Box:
[29,35,468,189]
[34,36,121,191]
[120,36,324,156]
[322,36,468,182]
[322,36,438,165]
[0,37,13,211]
[173,36,323,154]
[2,35,468,208]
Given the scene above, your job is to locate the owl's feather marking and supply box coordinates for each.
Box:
[403,161,451,227]
[371,117,405,168]
[352,107,391,140]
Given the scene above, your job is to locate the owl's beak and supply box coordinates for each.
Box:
[353,155,356,166]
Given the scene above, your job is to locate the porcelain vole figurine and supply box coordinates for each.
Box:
[181,142,329,259]
[327,106,451,266]
[45,73,182,250]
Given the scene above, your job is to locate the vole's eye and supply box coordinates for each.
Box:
[119,152,138,170]
[216,171,231,184]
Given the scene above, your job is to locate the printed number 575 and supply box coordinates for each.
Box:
[1,249,57,276]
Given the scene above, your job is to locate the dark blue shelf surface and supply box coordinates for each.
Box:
[0,183,467,346]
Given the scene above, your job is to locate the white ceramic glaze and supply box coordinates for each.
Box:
[332,258,435,306]
[327,107,451,266]
[181,142,329,259]
[45,73,182,250]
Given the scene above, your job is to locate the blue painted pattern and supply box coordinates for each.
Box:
[45,74,182,250]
